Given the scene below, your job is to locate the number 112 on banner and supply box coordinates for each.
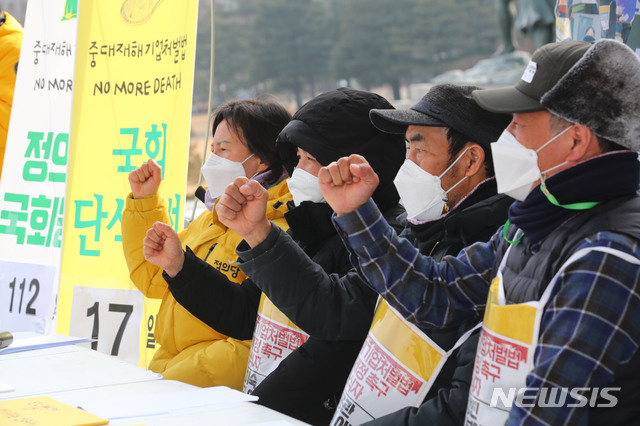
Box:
[0,261,58,333]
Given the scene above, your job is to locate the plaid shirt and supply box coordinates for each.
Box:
[333,198,640,425]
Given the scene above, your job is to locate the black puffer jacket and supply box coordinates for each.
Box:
[240,178,512,426]
[166,201,352,341]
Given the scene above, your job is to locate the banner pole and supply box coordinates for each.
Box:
[190,0,215,222]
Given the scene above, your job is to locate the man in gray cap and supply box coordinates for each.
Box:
[320,39,640,425]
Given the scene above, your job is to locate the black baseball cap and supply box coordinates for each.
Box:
[472,41,591,113]
[369,84,512,147]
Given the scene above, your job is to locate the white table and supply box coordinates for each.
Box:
[0,344,162,399]
[109,401,309,425]
[0,333,308,425]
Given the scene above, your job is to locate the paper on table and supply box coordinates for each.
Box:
[0,396,109,425]
[0,379,15,393]
[79,386,258,419]
[0,334,95,355]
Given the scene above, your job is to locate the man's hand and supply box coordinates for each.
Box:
[215,177,271,247]
[142,222,185,277]
[318,154,379,215]
[128,159,162,199]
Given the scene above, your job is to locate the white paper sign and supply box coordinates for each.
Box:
[0,0,77,334]
[0,261,57,333]
[68,286,143,365]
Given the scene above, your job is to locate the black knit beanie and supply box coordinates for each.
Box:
[276,87,405,212]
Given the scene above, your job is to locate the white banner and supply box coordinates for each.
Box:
[0,0,77,333]
[244,312,309,394]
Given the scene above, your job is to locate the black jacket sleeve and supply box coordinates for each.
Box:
[237,224,378,340]
[165,246,261,340]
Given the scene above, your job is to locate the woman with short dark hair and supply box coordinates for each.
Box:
[121,99,292,389]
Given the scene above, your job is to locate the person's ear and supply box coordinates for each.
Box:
[464,144,485,177]
[254,155,269,173]
[565,125,598,162]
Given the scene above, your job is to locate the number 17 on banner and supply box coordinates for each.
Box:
[68,286,143,365]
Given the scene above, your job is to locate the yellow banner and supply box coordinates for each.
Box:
[370,300,444,381]
[57,0,198,367]
[482,277,537,345]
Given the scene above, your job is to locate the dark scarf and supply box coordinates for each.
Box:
[509,151,640,244]
[284,201,336,255]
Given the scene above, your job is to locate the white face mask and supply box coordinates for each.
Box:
[201,152,254,199]
[287,167,325,206]
[393,148,469,221]
[491,126,571,201]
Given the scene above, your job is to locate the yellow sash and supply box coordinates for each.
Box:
[332,299,479,425]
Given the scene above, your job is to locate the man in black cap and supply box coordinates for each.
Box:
[210,84,513,425]
[320,40,640,425]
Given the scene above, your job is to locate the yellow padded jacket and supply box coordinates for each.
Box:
[0,11,23,176]
[121,179,291,388]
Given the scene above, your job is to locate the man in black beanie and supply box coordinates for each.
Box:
[208,84,513,425]
[322,40,640,425]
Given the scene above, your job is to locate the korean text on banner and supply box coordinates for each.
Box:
[244,296,309,393]
[56,0,197,367]
[0,0,78,335]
